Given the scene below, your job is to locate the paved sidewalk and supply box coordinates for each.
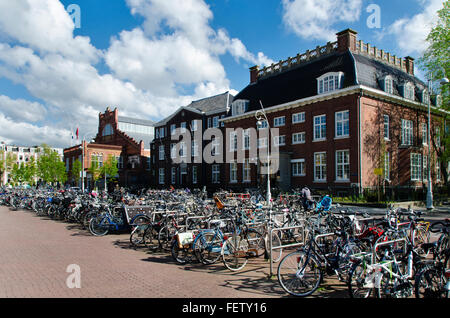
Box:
[0,206,301,298]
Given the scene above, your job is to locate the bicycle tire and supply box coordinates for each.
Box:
[222,235,249,271]
[193,231,222,265]
[415,266,448,298]
[89,215,109,236]
[347,261,374,298]
[277,250,322,297]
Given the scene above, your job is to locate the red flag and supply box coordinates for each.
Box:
[76,128,79,140]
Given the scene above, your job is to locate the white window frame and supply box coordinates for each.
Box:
[192,140,199,157]
[212,137,220,156]
[291,159,305,177]
[159,145,165,160]
[314,152,327,182]
[335,150,350,182]
[313,115,326,141]
[212,164,220,184]
[292,112,305,124]
[384,152,390,181]
[230,161,238,183]
[410,153,422,181]
[242,129,250,150]
[401,119,413,146]
[403,82,415,101]
[335,110,349,138]
[231,100,249,116]
[292,132,306,145]
[384,115,390,140]
[421,123,427,145]
[274,135,286,146]
[257,120,268,130]
[230,132,238,152]
[273,116,286,127]
[258,137,267,149]
[212,116,219,128]
[384,76,394,95]
[317,72,344,95]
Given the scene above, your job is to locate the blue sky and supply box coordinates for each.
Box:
[0,0,445,147]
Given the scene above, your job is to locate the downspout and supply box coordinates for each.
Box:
[349,50,363,195]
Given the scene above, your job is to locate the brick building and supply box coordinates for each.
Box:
[221,29,449,195]
[151,92,234,191]
[64,107,154,190]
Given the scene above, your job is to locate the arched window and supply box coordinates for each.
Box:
[102,124,114,136]
[317,72,344,95]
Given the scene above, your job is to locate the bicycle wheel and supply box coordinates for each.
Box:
[265,231,283,263]
[171,240,193,265]
[158,225,177,251]
[222,235,249,271]
[413,227,431,257]
[130,225,147,247]
[193,231,222,265]
[89,215,109,236]
[376,266,413,298]
[347,261,374,298]
[415,266,447,298]
[277,250,322,297]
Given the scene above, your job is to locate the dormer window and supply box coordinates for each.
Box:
[231,100,249,116]
[382,76,394,95]
[317,72,344,95]
[435,95,442,107]
[402,82,415,100]
[420,89,429,104]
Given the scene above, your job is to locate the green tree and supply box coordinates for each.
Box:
[88,157,101,190]
[37,144,67,186]
[71,159,82,184]
[10,163,25,186]
[418,0,450,185]
[100,155,119,192]
[23,157,37,185]
[0,151,17,184]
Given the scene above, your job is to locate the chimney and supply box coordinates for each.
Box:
[336,29,358,53]
[250,65,259,83]
[404,56,415,76]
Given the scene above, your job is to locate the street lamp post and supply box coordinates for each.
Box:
[255,101,271,206]
[426,72,449,210]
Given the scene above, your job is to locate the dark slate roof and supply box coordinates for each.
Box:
[353,53,427,99]
[187,91,234,113]
[118,116,155,127]
[233,51,357,112]
[153,92,235,127]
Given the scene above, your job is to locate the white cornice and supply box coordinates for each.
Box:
[221,85,449,123]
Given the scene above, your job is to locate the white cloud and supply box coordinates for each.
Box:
[0,95,47,123]
[0,113,70,148]
[0,0,100,63]
[0,0,273,147]
[387,0,443,56]
[281,0,363,41]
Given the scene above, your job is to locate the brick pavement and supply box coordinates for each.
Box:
[3,206,444,298]
[0,206,294,298]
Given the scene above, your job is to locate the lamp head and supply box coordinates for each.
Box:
[440,77,449,85]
